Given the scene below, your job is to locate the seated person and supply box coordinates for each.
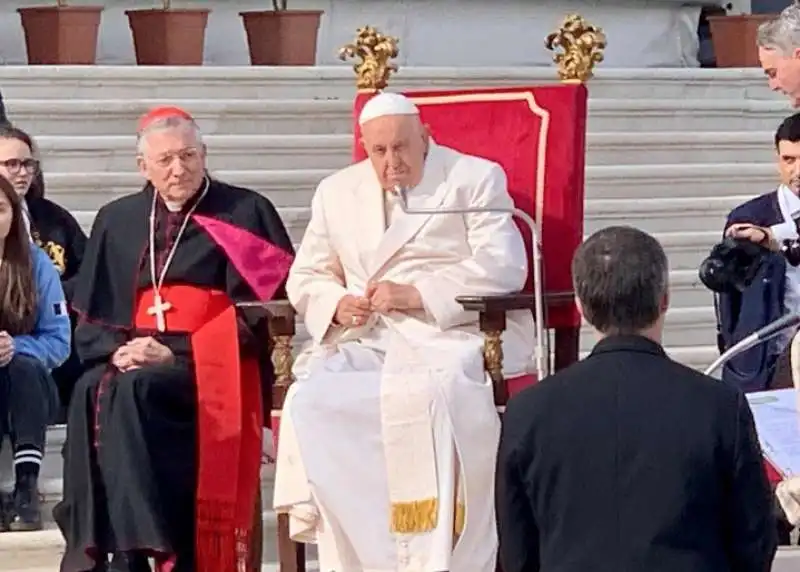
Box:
[0,124,87,411]
[0,175,70,532]
[273,93,535,571]
[717,112,800,393]
[54,106,294,572]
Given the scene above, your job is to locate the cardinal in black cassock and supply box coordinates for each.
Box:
[54,107,295,572]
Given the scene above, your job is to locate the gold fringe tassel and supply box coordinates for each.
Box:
[454,502,465,537]
[390,498,438,533]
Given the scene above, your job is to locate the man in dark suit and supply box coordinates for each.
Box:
[716,113,800,394]
[496,226,777,572]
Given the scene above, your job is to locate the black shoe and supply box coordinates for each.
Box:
[7,474,42,531]
[109,552,151,571]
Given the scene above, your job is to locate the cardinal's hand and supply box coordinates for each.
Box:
[113,337,174,371]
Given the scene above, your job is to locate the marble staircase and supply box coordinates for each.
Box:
[0,65,794,568]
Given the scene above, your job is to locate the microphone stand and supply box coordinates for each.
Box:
[392,185,549,381]
[704,313,800,378]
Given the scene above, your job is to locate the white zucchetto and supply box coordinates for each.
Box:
[358,92,420,126]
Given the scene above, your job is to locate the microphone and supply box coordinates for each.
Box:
[391,185,550,381]
[704,313,800,377]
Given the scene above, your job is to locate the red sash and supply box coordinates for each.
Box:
[134,284,262,572]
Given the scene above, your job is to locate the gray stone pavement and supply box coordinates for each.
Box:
[1,510,799,571]
[2,524,799,571]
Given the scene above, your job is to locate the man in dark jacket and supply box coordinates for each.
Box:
[716,113,800,394]
[496,226,777,572]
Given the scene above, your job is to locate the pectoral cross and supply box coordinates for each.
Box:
[147,292,172,332]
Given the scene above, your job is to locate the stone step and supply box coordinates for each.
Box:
[586,99,789,133]
[586,132,774,166]
[34,132,777,174]
[0,67,785,102]
[657,231,719,272]
[580,306,715,351]
[6,99,790,136]
[668,268,713,307]
[585,194,746,235]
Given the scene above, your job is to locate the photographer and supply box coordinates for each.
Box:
[715,113,800,396]
[713,113,800,547]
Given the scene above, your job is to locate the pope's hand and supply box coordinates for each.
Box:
[366,281,423,313]
[335,295,372,327]
[726,223,779,252]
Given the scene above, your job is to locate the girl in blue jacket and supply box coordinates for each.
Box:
[0,175,70,532]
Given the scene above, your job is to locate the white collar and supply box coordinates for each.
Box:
[778,185,800,221]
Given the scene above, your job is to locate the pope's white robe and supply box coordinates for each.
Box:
[273,141,536,572]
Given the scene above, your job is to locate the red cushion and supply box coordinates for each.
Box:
[507,374,538,397]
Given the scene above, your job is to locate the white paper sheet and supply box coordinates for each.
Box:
[747,388,800,478]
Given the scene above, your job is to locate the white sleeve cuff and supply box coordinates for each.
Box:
[414,276,470,331]
[770,220,799,243]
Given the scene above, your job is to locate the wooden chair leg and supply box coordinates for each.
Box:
[277,513,306,572]
[553,326,580,372]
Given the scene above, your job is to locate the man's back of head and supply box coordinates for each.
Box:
[572,225,669,342]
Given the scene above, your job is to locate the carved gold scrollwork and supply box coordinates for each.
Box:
[338,26,400,92]
[272,335,295,387]
[545,14,607,83]
[483,330,508,409]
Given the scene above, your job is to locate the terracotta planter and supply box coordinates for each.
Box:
[240,10,322,66]
[17,6,103,65]
[708,14,775,68]
[126,9,210,66]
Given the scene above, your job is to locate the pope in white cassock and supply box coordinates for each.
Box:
[273,92,536,571]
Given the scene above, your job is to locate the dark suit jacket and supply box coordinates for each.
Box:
[496,335,777,572]
[719,191,787,392]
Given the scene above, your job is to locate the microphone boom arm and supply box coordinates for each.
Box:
[393,186,549,381]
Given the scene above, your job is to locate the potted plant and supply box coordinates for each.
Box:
[707,5,776,67]
[240,0,323,66]
[126,0,210,65]
[17,0,104,65]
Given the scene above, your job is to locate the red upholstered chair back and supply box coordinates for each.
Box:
[352,86,588,329]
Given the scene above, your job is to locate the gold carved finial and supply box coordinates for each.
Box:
[545,14,607,83]
[338,26,400,92]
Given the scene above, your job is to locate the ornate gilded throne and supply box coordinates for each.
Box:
[270,15,605,572]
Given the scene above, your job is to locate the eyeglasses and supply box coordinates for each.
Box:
[0,158,39,175]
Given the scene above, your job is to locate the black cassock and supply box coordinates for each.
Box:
[54,179,294,572]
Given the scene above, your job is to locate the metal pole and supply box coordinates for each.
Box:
[392,186,550,380]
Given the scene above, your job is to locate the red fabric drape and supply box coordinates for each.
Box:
[134,284,263,572]
[352,86,587,329]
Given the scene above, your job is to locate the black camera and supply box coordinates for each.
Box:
[780,238,800,266]
[699,237,769,293]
